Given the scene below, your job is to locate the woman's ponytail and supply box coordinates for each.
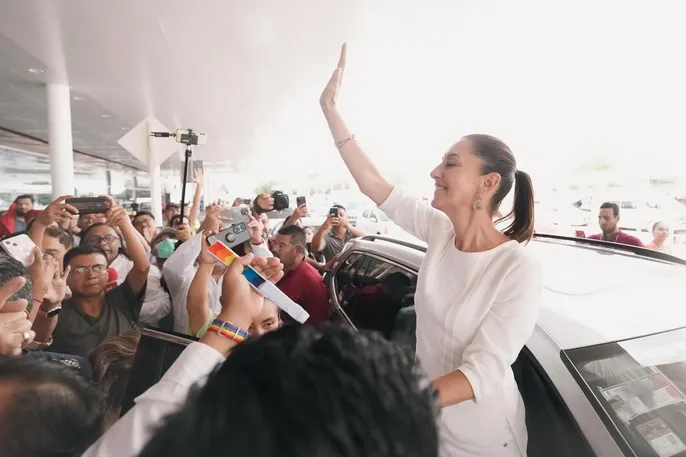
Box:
[503,170,535,243]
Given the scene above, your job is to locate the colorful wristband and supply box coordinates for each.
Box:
[208,319,249,343]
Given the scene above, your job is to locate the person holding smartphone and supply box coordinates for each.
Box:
[311,205,365,263]
[319,44,541,456]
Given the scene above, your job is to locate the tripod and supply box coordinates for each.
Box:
[179,143,193,223]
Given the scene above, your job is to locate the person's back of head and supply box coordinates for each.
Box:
[0,254,33,307]
[89,331,142,430]
[0,355,105,457]
[139,325,439,457]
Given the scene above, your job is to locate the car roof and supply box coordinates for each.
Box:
[347,235,686,350]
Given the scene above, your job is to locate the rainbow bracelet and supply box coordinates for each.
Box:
[208,319,249,343]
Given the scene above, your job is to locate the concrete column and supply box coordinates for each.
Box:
[46,83,75,198]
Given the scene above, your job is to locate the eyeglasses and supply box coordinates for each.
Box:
[85,235,119,245]
[71,265,108,275]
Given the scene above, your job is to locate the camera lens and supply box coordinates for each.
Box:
[234,223,246,233]
[225,233,236,243]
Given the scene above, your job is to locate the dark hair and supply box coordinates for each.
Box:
[464,134,535,243]
[600,202,619,217]
[151,228,178,247]
[652,221,667,232]
[139,325,440,457]
[277,224,307,251]
[0,355,105,457]
[133,211,156,223]
[89,331,142,431]
[63,245,109,271]
[80,222,127,260]
[164,204,180,212]
[14,194,34,204]
[0,254,33,310]
[45,226,74,250]
[169,215,189,227]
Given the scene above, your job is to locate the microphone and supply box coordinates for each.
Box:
[106,268,119,292]
[150,132,173,138]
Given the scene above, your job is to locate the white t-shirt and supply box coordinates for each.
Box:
[379,186,541,457]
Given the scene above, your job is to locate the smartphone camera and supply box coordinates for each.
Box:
[240,207,249,216]
[234,222,247,233]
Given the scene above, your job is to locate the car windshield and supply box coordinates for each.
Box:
[564,328,686,456]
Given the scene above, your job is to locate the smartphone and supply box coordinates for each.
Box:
[329,207,339,217]
[1,234,38,267]
[242,198,252,206]
[296,196,306,207]
[65,197,109,215]
[209,222,252,249]
[219,207,251,225]
[206,233,310,324]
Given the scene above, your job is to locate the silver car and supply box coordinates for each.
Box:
[326,234,686,457]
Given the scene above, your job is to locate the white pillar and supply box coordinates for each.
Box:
[147,138,163,224]
[46,83,75,198]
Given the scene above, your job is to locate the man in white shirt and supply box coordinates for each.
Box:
[162,211,271,334]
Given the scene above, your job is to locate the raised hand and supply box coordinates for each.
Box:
[0,277,34,356]
[44,264,70,307]
[199,230,218,266]
[220,254,284,321]
[193,168,204,186]
[105,197,131,230]
[34,195,78,228]
[176,223,193,242]
[247,214,265,244]
[320,43,347,110]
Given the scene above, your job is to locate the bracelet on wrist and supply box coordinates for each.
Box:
[208,319,249,343]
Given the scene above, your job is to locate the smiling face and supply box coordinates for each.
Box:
[430,139,496,215]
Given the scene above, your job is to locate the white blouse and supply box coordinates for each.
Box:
[379,186,541,457]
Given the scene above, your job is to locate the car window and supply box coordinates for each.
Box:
[337,254,416,339]
[564,328,686,457]
[333,253,364,293]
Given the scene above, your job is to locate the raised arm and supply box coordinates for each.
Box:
[108,198,150,296]
[186,257,214,336]
[189,169,204,230]
[320,44,392,206]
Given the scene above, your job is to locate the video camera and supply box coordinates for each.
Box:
[150,129,207,146]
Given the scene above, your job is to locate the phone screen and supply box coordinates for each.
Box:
[329,207,339,217]
[296,196,306,207]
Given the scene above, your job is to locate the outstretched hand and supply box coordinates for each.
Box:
[320,43,347,110]
[220,254,284,323]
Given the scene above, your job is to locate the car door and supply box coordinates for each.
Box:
[330,251,417,341]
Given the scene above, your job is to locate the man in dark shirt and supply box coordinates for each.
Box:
[32,201,150,358]
[271,225,330,324]
[311,205,365,263]
[588,202,644,247]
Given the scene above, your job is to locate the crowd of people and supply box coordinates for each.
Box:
[0,43,674,457]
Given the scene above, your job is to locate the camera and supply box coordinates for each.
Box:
[271,191,289,212]
[174,129,207,146]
